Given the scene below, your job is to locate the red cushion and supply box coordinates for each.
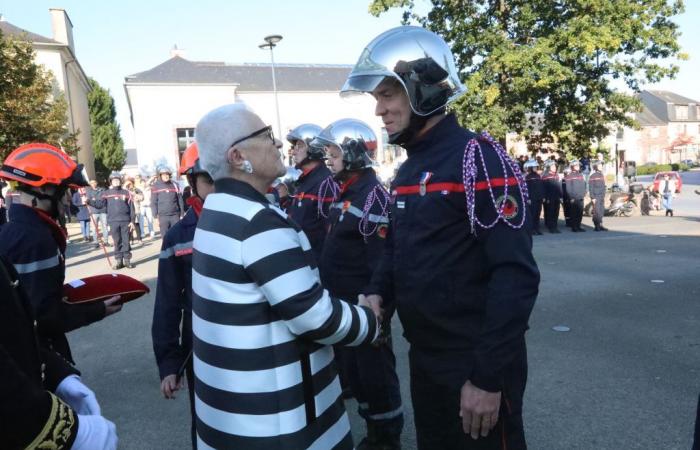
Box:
[63,274,150,305]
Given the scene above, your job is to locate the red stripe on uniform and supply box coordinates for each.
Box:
[393,178,519,196]
[175,248,193,257]
[295,193,335,202]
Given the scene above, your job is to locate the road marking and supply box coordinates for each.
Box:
[650,280,665,283]
[656,249,667,253]
[552,325,570,332]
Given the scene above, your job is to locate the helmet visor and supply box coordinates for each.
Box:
[67,164,90,188]
[340,74,390,99]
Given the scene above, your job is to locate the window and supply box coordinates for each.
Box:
[176,128,195,161]
[675,105,688,120]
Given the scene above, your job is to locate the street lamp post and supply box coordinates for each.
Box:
[259,34,283,141]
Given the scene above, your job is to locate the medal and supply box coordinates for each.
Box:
[419,172,433,196]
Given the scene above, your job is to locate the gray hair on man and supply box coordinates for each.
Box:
[195,103,264,180]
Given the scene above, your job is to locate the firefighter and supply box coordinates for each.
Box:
[314,119,403,449]
[0,143,122,363]
[0,255,118,450]
[341,26,539,449]
[542,160,563,233]
[286,123,334,261]
[524,159,544,235]
[152,166,184,237]
[564,159,587,232]
[152,142,214,449]
[588,160,608,231]
[90,172,136,269]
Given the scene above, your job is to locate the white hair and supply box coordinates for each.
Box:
[195,103,264,180]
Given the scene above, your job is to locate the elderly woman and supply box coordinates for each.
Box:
[193,104,380,450]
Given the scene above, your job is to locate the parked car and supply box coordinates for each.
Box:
[681,159,698,167]
[652,171,682,194]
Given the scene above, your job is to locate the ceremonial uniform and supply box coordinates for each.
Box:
[0,204,106,361]
[367,115,539,449]
[90,186,135,267]
[151,179,183,235]
[0,255,79,450]
[564,170,587,231]
[525,171,544,235]
[288,163,334,262]
[542,171,562,232]
[588,170,607,231]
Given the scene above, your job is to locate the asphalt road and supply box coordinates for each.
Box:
[64,170,700,450]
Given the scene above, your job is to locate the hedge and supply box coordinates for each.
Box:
[636,163,689,175]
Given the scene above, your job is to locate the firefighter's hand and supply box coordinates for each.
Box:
[460,380,501,439]
[160,374,184,399]
[358,294,383,322]
[103,296,122,317]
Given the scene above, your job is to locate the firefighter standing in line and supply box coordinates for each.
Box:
[341,26,539,449]
[314,119,404,450]
[152,142,214,450]
[588,160,608,231]
[152,166,184,237]
[0,143,122,363]
[286,123,334,261]
[524,159,544,235]
[564,159,587,232]
[90,172,137,269]
[542,160,562,233]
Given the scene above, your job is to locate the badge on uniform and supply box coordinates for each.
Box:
[377,224,388,239]
[419,172,433,196]
[495,194,519,219]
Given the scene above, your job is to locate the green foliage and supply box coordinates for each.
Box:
[0,29,76,160]
[368,0,685,156]
[635,163,689,175]
[87,78,125,184]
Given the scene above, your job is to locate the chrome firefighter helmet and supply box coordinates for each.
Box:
[569,159,581,169]
[108,171,123,182]
[311,119,377,171]
[544,160,557,171]
[340,26,466,117]
[287,123,324,161]
[523,159,539,170]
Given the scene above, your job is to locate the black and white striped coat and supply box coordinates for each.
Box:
[192,178,378,450]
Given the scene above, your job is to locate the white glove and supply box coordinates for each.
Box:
[71,414,118,450]
[56,375,101,415]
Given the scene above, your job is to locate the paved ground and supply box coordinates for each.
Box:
[64,170,700,449]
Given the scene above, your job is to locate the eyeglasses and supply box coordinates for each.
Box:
[229,125,275,149]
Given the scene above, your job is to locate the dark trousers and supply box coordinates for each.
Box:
[528,199,542,233]
[185,357,197,449]
[591,196,605,226]
[543,198,560,230]
[340,328,403,439]
[159,215,179,237]
[569,199,584,229]
[110,222,131,261]
[409,346,527,450]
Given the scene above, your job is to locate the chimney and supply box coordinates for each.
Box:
[49,8,75,53]
[170,44,186,58]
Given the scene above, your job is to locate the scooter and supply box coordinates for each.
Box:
[605,190,637,217]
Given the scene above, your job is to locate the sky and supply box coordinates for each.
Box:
[2,0,699,148]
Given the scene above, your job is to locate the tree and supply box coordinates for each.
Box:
[369,0,686,155]
[0,29,76,160]
[87,78,125,183]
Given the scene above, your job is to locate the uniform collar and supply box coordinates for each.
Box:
[339,169,376,197]
[404,113,460,155]
[214,178,269,204]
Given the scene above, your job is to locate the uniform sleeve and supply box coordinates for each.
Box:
[151,187,159,217]
[241,209,378,347]
[177,191,184,217]
[152,232,188,379]
[468,139,540,392]
[87,190,106,209]
[0,345,79,450]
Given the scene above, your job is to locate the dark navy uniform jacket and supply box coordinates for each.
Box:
[564,171,587,200]
[0,204,105,362]
[151,180,183,217]
[152,206,196,379]
[366,114,539,392]
[542,172,562,202]
[525,172,544,203]
[90,188,134,223]
[588,171,606,198]
[288,164,334,262]
[319,168,390,303]
[86,187,106,214]
[0,255,80,450]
